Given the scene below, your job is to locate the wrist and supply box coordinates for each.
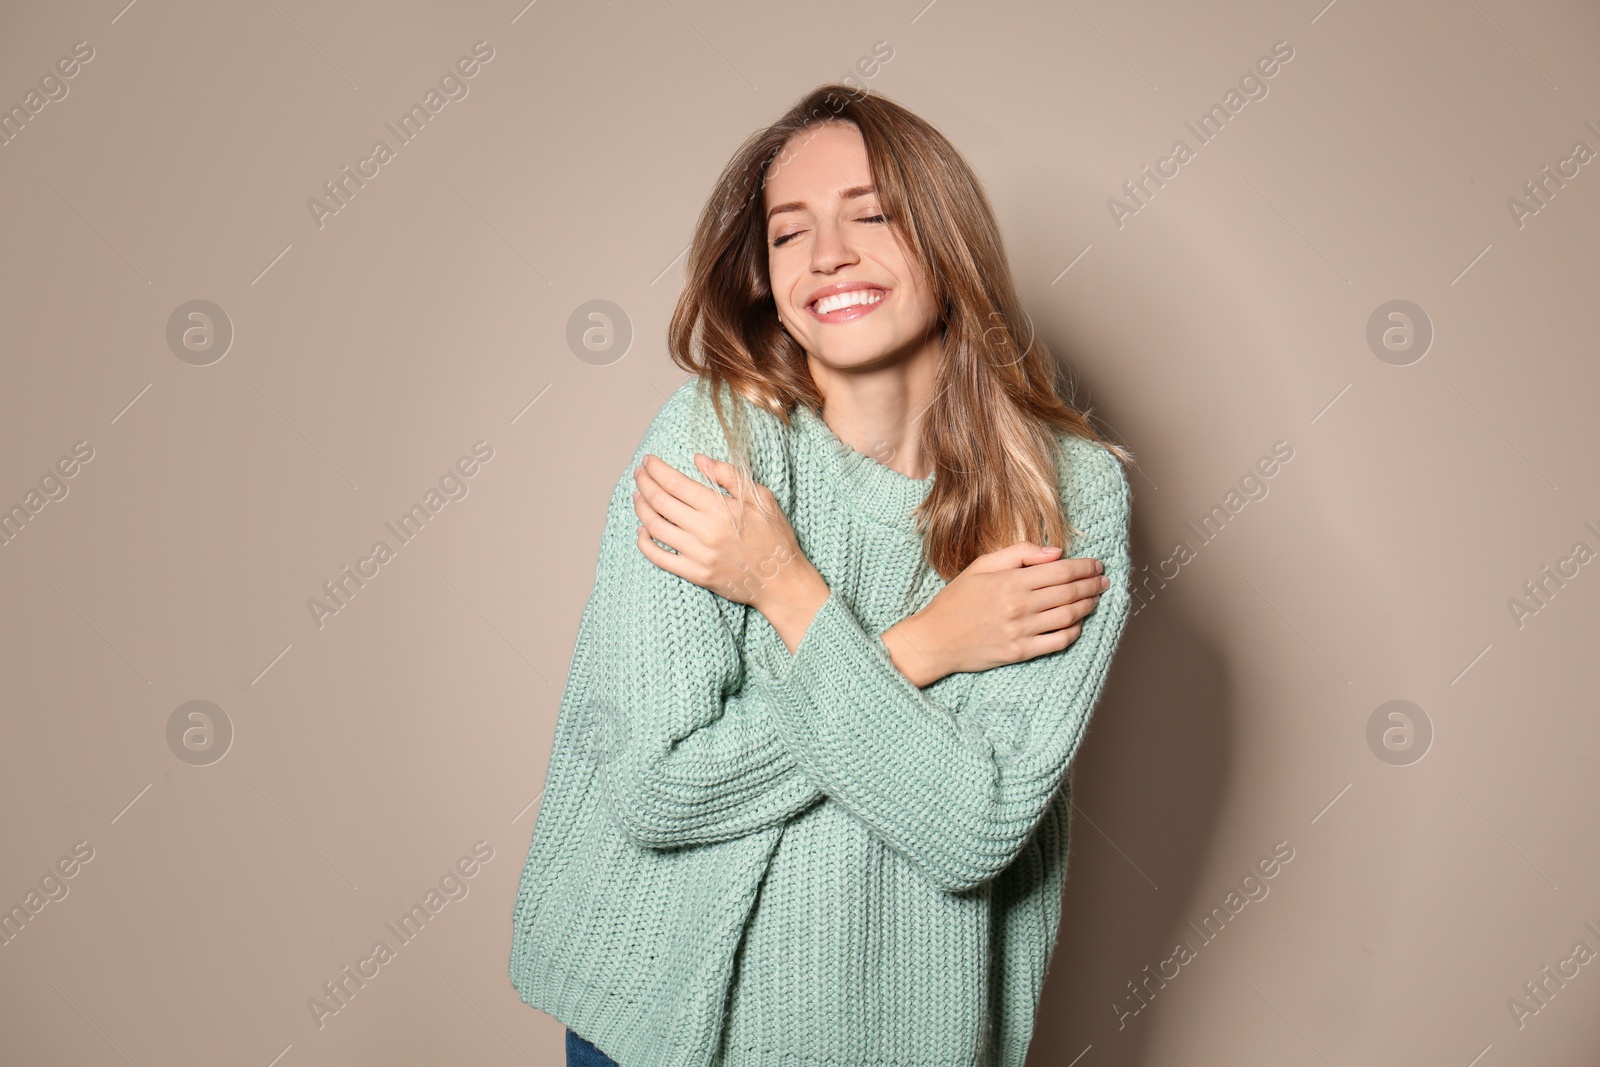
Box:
[880,612,947,688]
[754,556,830,655]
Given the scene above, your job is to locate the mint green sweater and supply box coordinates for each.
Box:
[509,376,1132,1066]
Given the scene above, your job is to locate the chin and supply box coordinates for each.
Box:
[816,345,911,372]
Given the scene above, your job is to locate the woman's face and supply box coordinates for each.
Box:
[763,121,941,375]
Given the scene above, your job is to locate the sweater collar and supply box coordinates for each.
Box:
[789,401,934,529]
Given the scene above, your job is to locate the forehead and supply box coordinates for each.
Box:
[762,121,871,207]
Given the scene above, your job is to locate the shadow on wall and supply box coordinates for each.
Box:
[1018,289,1258,1064]
[1039,595,1233,1066]
[1009,162,1404,1060]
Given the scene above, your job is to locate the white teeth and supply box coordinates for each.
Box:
[813,289,885,315]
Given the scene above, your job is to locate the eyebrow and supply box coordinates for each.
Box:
[765,184,878,223]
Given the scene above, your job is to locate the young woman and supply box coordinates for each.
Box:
[510,84,1134,1067]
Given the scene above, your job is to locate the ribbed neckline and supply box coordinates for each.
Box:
[788,402,934,529]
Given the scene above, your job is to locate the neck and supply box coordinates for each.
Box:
[805,336,941,481]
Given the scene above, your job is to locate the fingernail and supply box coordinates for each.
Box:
[1100,576,1110,589]
[633,490,640,500]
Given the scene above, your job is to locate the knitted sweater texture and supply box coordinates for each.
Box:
[509,376,1133,1067]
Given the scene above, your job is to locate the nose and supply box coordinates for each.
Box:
[808,215,859,274]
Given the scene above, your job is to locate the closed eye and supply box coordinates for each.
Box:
[771,213,890,248]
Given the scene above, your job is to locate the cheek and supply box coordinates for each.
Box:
[895,280,933,319]
[766,260,791,304]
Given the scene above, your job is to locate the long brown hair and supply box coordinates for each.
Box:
[668,82,1132,580]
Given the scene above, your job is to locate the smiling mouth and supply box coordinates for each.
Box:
[808,288,890,320]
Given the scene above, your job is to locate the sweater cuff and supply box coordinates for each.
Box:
[768,589,926,706]
[759,589,970,840]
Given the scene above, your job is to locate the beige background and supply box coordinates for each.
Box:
[3,0,1598,1064]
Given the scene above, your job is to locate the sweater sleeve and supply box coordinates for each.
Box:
[583,381,826,849]
[987,778,1074,1066]
[754,438,1132,894]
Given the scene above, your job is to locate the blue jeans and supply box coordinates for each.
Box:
[566,1026,621,1067]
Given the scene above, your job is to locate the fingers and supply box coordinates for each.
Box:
[633,481,694,560]
[1016,542,1064,566]
[975,542,1096,578]
[635,523,693,580]
[634,456,707,532]
[640,454,722,508]
[1019,554,1102,590]
[970,540,1062,573]
[697,454,784,529]
[1028,597,1097,640]
[633,452,778,574]
[695,453,760,499]
[1013,620,1086,660]
[1017,570,1105,638]
[1028,570,1107,611]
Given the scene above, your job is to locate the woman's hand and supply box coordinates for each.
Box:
[881,542,1108,688]
[632,454,827,650]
